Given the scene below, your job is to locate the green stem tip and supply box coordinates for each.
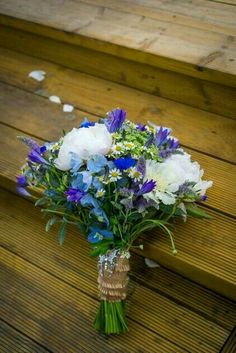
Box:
[94,300,128,335]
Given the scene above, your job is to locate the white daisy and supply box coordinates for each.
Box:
[128,167,142,182]
[109,168,122,182]
[96,189,106,198]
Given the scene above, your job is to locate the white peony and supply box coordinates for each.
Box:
[144,152,212,206]
[55,124,112,170]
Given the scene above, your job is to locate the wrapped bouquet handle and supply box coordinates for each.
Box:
[17,107,213,335]
[95,250,130,334]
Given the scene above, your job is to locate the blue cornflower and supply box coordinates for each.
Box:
[65,188,85,202]
[88,227,113,243]
[137,180,156,196]
[105,108,126,133]
[28,149,49,165]
[80,118,96,128]
[114,157,135,170]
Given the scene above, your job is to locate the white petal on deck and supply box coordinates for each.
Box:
[49,95,61,104]
[28,70,46,81]
[63,104,74,112]
[145,258,160,268]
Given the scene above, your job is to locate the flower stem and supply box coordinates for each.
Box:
[94,300,128,334]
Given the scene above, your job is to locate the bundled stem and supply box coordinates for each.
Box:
[94,250,130,334]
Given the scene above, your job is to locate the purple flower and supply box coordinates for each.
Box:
[114,157,135,170]
[137,180,156,196]
[16,175,28,187]
[154,127,170,147]
[16,187,31,197]
[167,138,179,150]
[17,136,40,152]
[105,108,126,133]
[136,123,147,131]
[136,157,146,176]
[201,195,207,201]
[80,118,96,128]
[28,149,49,165]
[65,188,85,202]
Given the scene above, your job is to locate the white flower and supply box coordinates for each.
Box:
[109,168,122,182]
[55,124,112,170]
[128,167,142,182]
[124,141,135,150]
[96,189,105,198]
[111,143,124,155]
[144,153,212,206]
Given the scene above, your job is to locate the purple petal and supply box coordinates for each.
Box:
[137,180,156,195]
[28,149,49,165]
[105,108,126,132]
[16,175,28,187]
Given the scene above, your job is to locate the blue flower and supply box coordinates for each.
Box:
[80,118,96,128]
[70,153,83,173]
[88,227,113,243]
[93,177,103,191]
[65,188,85,202]
[154,127,170,147]
[87,155,108,173]
[28,149,49,165]
[40,145,47,154]
[80,193,99,209]
[114,157,135,170]
[16,175,27,187]
[105,108,126,133]
[71,172,92,192]
[137,180,156,196]
[90,207,109,225]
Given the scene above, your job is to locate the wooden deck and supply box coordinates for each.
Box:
[0,1,236,352]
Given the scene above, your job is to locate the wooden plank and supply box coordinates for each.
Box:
[1,185,236,305]
[0,320,50,353]
[0,26,235,119]
[79,0,236,35]
[220,326,236,353]
[0,48,235,163]
[1,255,186,353]
[0,0,235,85]
[0,240,231,352]
[1,84,236,218]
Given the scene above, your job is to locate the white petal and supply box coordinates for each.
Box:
[28,70,46,81]
[63,104,74,112]
[145,258,160,268]
[49,95,61,104]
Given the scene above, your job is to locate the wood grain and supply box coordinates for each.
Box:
[1,25,235,119]
[0,202,234,352]
[0,48,235,163]
[0,0,235,82]
[1,84,236,218]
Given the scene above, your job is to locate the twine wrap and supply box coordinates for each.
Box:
[97,249,130,301]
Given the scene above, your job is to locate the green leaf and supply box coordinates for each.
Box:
[186,204,212,219]
[35,197,48,207]
[45,216,58,232]
[58,222,67,245]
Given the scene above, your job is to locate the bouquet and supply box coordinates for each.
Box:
[17,108,213,334]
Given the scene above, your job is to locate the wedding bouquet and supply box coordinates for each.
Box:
[17,108,212,334]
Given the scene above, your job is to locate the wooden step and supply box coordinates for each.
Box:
[1,188,236,353]
[0,48,235,301]
[0,0,235,118]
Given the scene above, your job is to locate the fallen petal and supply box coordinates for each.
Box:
[63,104,74,112]
[145,258,160,268]
[28,70,46,81]
[49,95,61,104]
